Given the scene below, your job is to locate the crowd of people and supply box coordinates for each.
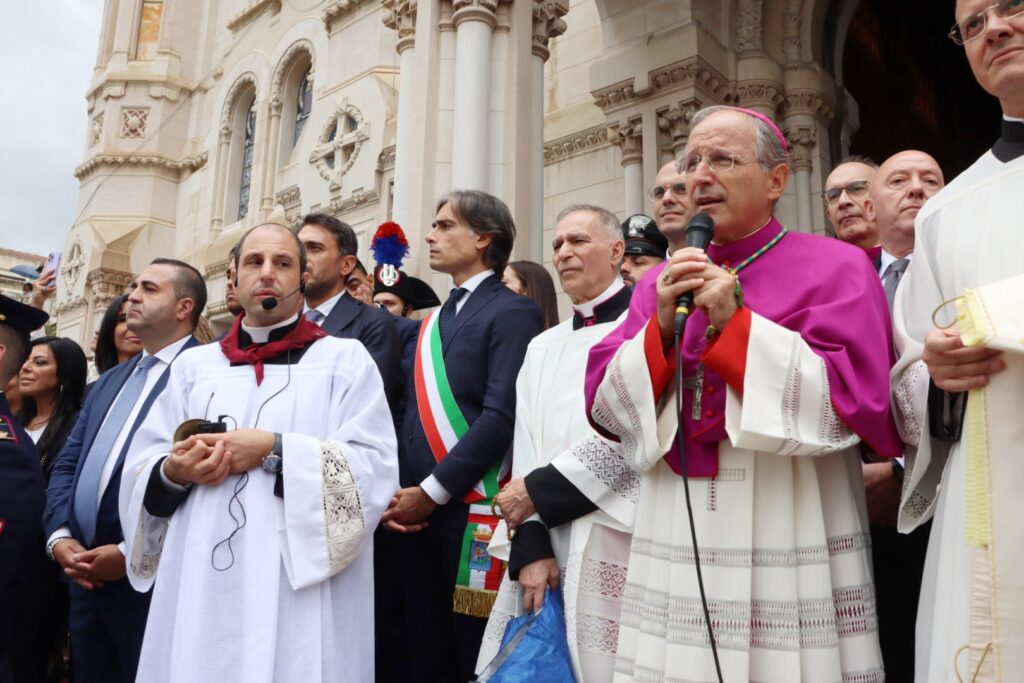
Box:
[0,2,1022,681]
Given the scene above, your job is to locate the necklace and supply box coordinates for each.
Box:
[717,227,788,275]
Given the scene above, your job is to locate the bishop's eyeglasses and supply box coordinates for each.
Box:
[949,0,1024,45]
[821,180,871,207]
[677,151,747,176]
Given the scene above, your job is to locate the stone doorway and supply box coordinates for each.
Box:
[826,0,1001,178]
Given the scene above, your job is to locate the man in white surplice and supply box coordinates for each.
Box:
[891,3,1024,680]
[119,224,397,683]
[581,106,903,682]
[476,205,634,681]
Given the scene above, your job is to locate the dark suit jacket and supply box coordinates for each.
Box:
[0,395,45,683]
[399,273,543,526]
[45,337,200,547]
[394,315,421,381]
[321,293,401,412]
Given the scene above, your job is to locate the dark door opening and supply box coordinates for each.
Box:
[828,0,1001,180]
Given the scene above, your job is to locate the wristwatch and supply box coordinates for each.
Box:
[262,433,283,474]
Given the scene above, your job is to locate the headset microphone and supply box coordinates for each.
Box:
[260,284,304,311]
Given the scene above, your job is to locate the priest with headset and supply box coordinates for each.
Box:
[119,223,397,683]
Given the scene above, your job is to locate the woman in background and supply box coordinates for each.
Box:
[502,260,560,330]
[15,336,87,682]
[93,294,142,376]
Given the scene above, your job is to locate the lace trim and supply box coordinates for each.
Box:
[816,363,857,451]
[903,489,932,521]
[320,440,366,573]
[780,338,804,456]
[129,512,166,579]
[576,613,620,655]
[591,345,643,469]
[833,582,878,638]
[578,557,628,599]
[893,360,923,447]
[569,434,641,503]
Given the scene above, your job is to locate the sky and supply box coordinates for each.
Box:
[0,1,105,257]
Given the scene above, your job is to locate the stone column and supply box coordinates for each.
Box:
[211,125,231,235]
[529,0,567,260]
[784,125,816,233]
[451,0,497,189]
[261,96,283,214]
[383,0,418,225]
[610,119,644,215]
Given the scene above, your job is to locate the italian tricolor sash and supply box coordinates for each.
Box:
[414,310,508,617]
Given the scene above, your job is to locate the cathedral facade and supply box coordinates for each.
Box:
[56,0,852,342]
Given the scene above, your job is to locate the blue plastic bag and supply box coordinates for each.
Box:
[476,587,576,683]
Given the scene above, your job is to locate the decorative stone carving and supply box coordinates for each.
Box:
[61,240,85,291]
[227,0,282,32]
[592,58,730,114]
[86,267,134,309]
[74,152,208,180]
[328,188,380,213]
[733,80,783,112]
[323,0,371,31]
[784,125,816,172]
[377,145,396,172]
[271,40,315,108]
[782,0,803,63]
[309,99,370,191]
[452,0,498,29]
[275,185,302,208]
[219,73,259,136]
[608,119,643,166]
[204,258,232,279]
[736,0,763,52]
[532,0,568,61]
[91,113,104,147]
[657,100,703,154]
[780,89,835,123]
[120,109,148,138]
[381,0,418,51]
[543,125,610,165]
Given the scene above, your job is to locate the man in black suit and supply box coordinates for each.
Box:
[44,259,205,683]
[0,296,48,683]
[296,214,401,409]
[382,190,543,683]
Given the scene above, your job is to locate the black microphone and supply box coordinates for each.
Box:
[673,212,715,338]
[260,285,303,311]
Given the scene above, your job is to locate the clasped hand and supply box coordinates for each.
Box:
[163,428,275,486]
[493,478,535,530]
[923,328,1005,393]
[656,248,738,346]
[381,486,435,533]
[52,540,125,590]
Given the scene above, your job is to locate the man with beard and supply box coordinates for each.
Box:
[296,214,400,410]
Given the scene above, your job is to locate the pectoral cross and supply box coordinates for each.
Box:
[682,363,705,420]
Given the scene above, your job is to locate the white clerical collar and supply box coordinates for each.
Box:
[1004,114,1024,123]
[142,334,192,367]
[572,277,626,318]
[303,290,344,321]
[878,249,913,278]
[242,314,299,343]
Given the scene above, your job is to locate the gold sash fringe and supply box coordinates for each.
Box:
[453,586,497,618]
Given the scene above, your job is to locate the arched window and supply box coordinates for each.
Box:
[294,68,313,143]
[238,103,256,220]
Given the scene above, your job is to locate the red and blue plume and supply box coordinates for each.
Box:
[370,221,410,267]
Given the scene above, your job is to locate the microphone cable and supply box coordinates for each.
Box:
[674,308,724,683]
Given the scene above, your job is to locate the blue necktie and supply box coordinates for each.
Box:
[304,308,324,325]
[438,287,467,338]
[73,355,159,545]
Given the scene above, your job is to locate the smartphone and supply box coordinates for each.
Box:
[44,251,61,278]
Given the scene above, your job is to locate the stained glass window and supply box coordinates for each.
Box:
[238,103,256,220]
[294,68,313,143]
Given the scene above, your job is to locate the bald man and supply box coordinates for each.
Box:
[823,157,879,251]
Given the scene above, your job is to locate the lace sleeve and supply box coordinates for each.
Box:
[321,440,367,574]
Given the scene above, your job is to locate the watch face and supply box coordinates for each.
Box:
[262,454,283,474]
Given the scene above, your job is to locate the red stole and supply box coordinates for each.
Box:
[219,314,327,385]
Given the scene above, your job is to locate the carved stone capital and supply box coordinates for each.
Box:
[85,267,134,309]
[784,125,816,171]
[543,125,611,165]
[736,0,764,52]
[779,89,835,123]
[452,0,498,29]
[531,0,568,61]
[733,80,783,113]
[608,119,643,166]
[657,100,702,154]
[382,0,418,50]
